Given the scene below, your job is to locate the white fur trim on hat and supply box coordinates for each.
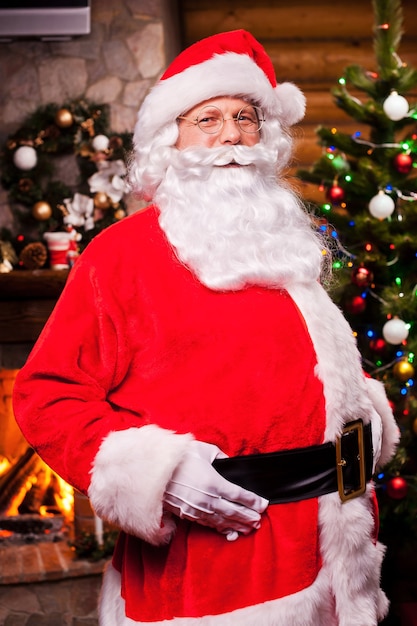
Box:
[135,47,306,146]
[275,81,307,126]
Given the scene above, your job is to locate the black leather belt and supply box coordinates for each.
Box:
[213,419,373,504]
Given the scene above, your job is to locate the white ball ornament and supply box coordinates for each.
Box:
[92,134,110,152]
[382,318,409,345]
[13,145,38,171]
[368,191,395,219]
[383,91,409,121]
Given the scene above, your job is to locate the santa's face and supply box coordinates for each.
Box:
[176,97,261,151]
[131,94,326,290]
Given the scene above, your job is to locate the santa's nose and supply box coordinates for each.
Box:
[219,118,242,144]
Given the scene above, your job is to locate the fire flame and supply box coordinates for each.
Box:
[0,456,74,522]
[0,456,11,475]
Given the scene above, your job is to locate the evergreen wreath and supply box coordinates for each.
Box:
[0,99,133,270]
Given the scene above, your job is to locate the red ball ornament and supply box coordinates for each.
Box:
[369,338,386,353]
[393,153,413,175]
[326,184,345,205]
[352,266,374,287]
[346,295,366,314]
[386,476,408,500]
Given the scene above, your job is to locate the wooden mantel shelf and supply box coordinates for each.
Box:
[0,270,69,344]
[0,269,69,300]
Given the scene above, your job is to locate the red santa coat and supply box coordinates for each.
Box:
[13,206,398,625]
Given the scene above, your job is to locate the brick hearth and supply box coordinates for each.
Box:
[0,540,107,625]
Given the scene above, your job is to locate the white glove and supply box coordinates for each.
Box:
[163,440,269,541]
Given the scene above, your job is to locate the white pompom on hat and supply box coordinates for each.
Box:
[135,29,306,144]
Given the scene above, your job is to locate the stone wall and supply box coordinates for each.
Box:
[0,0,181,234]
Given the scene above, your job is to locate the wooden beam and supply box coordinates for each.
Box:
[267,40,417,85]
[181,0,417,44]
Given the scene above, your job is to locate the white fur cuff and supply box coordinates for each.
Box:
[88,424,193,545]
[365,377,400,468]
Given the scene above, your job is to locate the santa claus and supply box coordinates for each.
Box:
[13,30,399,625]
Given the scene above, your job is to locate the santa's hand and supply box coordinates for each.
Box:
[163,440,268,539]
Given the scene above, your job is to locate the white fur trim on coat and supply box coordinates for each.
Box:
[318,489,389,625]
[135,53,306,148]
[88,424,193,545]
[287,282,395,624]
[364,376,400,468]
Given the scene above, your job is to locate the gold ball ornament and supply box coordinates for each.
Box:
[94,192,111,210]
[393,360,415,382]
[54,108,74,128]
[32,201,52,221]
[412,418,417,436]
[114,208,126,220]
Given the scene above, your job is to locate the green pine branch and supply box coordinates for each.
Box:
[372,0,403,79]
[316,126,370,156]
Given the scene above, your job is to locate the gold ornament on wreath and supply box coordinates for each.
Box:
[0,99,133,271]
[114,208,126,221]
[54,108,74,129]
[32,200,53,221]
[93,192,112,210]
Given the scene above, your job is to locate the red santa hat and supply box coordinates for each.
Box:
[136,30,306,144]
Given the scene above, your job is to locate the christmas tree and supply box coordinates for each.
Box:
[298,0,417,546]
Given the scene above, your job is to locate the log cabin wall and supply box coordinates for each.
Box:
[178,0,417,200]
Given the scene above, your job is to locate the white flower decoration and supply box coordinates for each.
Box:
[88,159,128,203]
[63,193,95,230]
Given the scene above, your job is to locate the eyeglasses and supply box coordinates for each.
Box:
[177,105,265,134]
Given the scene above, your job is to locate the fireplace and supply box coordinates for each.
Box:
[0,271,108,624]
[0,370,74,544]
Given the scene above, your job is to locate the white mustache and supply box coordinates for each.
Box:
[212,147,256,166]
[169,144,278,171]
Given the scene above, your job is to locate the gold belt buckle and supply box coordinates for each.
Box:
[336,419,366,503]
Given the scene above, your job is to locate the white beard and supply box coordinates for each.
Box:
[154,144,326,291]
